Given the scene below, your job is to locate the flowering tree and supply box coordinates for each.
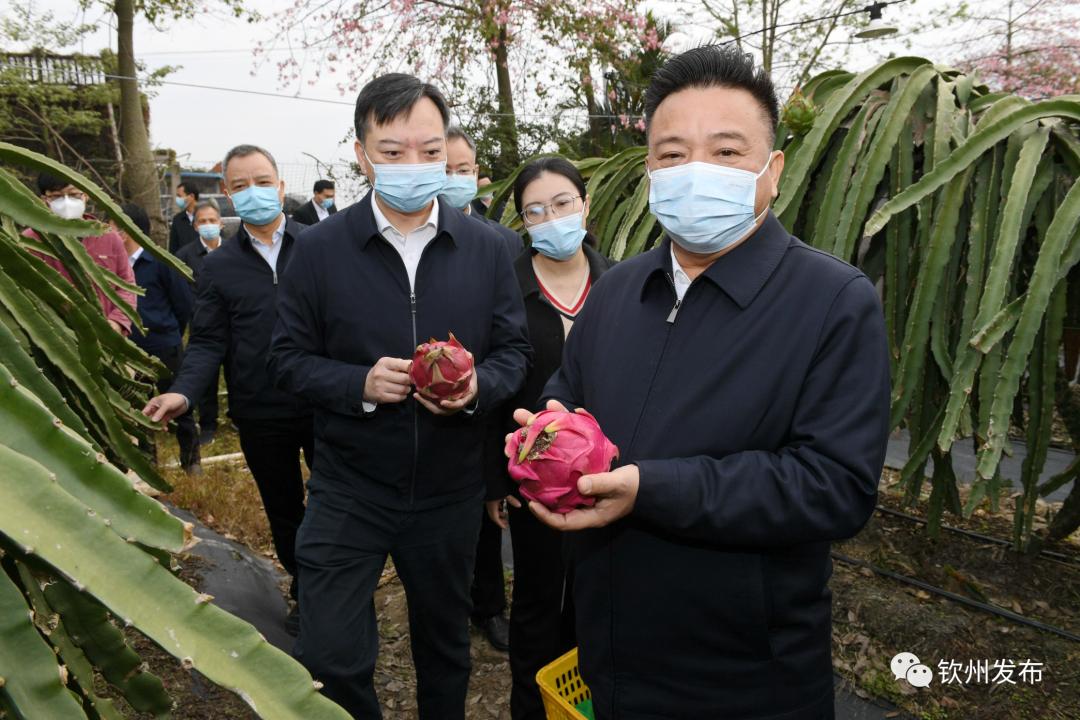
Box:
[264,0,652,172]
[955,0,1080,98]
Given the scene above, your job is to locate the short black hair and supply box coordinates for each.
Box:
[353,73,450,143]
[645,44,779,144]
[313,179,335,194]
[120,203,150,236]
[447,126,476,153]
[176,182,200,201]
[513,157,587,214]
[222,144,279,176]
[37,172,70,195]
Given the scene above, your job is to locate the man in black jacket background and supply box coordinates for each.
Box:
[144,145,312,635]
[439,124,523,653]
[517,46,891,720]
[268,74,530,720]
[176,199,227,445]
[168,182,200,253]
[114,203,198,473]
[291,179,337,225]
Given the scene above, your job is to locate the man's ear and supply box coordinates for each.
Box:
[354,140,372,180]
[768,150,785,199]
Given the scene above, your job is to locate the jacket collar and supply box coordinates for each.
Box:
[516,236,608,299]
[640,211,791,309]
[351,191,462,251]
[234,214,302,255]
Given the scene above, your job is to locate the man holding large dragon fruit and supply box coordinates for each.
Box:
[267,74,530,719]
[509,45,891,719]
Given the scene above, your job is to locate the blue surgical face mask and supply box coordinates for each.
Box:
[647,156,773,255]
[320,197,335,210]
[175,195,187,209]
[231,185,283,226]
[442,174,478,210]
[528,212,586,261]
[197,223,221,240]
[363,147,447,213]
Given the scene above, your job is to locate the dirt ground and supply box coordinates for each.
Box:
[831,471,1080,720]
[144,428,1079,719]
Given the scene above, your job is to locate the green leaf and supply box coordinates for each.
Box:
[0,142,191,282]
[865,97,1080,236]
[0,443,352,720]
[0,168,101,238]
[0,564,88,719]
[0,361,186,551]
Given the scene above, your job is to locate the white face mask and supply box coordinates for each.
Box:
[49,196,87,220]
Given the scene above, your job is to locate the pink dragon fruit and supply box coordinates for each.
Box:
[410,333,474,401]
[505,409,619,514]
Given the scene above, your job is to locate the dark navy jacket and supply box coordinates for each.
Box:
[466,207,523,256]
[169,216,311,420]
[542,213,891,719]
[268,194,531,511]
[175,237,218,282]
[129,249,193,356]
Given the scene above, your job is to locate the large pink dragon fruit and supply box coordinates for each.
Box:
[505,409,619,514]
[410,333,475,401]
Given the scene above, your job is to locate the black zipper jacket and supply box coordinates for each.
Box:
[169,216,311,420]
[542,214,891,719]
[268,193,531,510]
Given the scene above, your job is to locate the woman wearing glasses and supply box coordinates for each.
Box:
[485,156,612,719]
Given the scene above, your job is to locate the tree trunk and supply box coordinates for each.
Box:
[115,0,165,244]
[492,25,520,176]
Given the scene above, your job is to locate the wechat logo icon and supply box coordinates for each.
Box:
[891,652,933,688]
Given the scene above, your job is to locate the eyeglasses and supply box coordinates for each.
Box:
[520,194,582,226]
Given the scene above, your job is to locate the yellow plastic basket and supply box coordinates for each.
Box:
[536,648,593,720]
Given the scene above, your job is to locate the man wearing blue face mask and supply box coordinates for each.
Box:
[168,182,200,253]
[292,179,337,225]
[442,123,523,654]
[143,144,313,638]
[511,45,891,719]
[442,126,523,259]
[267,73,530,719]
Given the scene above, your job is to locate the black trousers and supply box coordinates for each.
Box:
[197,371,219,433]
[295,481,483,720]
[507,502,575,720]
[471,504,508,620]
[234,415,313,595]
[154,344,199,468]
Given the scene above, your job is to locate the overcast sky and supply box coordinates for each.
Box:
[13,0,980,203]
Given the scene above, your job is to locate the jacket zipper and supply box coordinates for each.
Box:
[665,272,681,323]
[610,272,681,709]
[409,290,418,506]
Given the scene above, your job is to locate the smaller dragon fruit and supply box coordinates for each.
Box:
[505,409,619,514]
[410,333,474,401]
[782,86,818,136]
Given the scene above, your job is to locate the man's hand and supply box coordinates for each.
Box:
[364,357,412,404]
[486,495,523,529]
[142,393,188,425]
[108,319,123,334]
[529,463,640,532]
[414,362,478,416]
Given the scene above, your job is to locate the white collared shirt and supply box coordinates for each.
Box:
[128,247,144,267]
[371,196,440,291]
[670,245,692,303]
[245,214,286,274]
[200,237,219,253]
[315,199,330,221]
